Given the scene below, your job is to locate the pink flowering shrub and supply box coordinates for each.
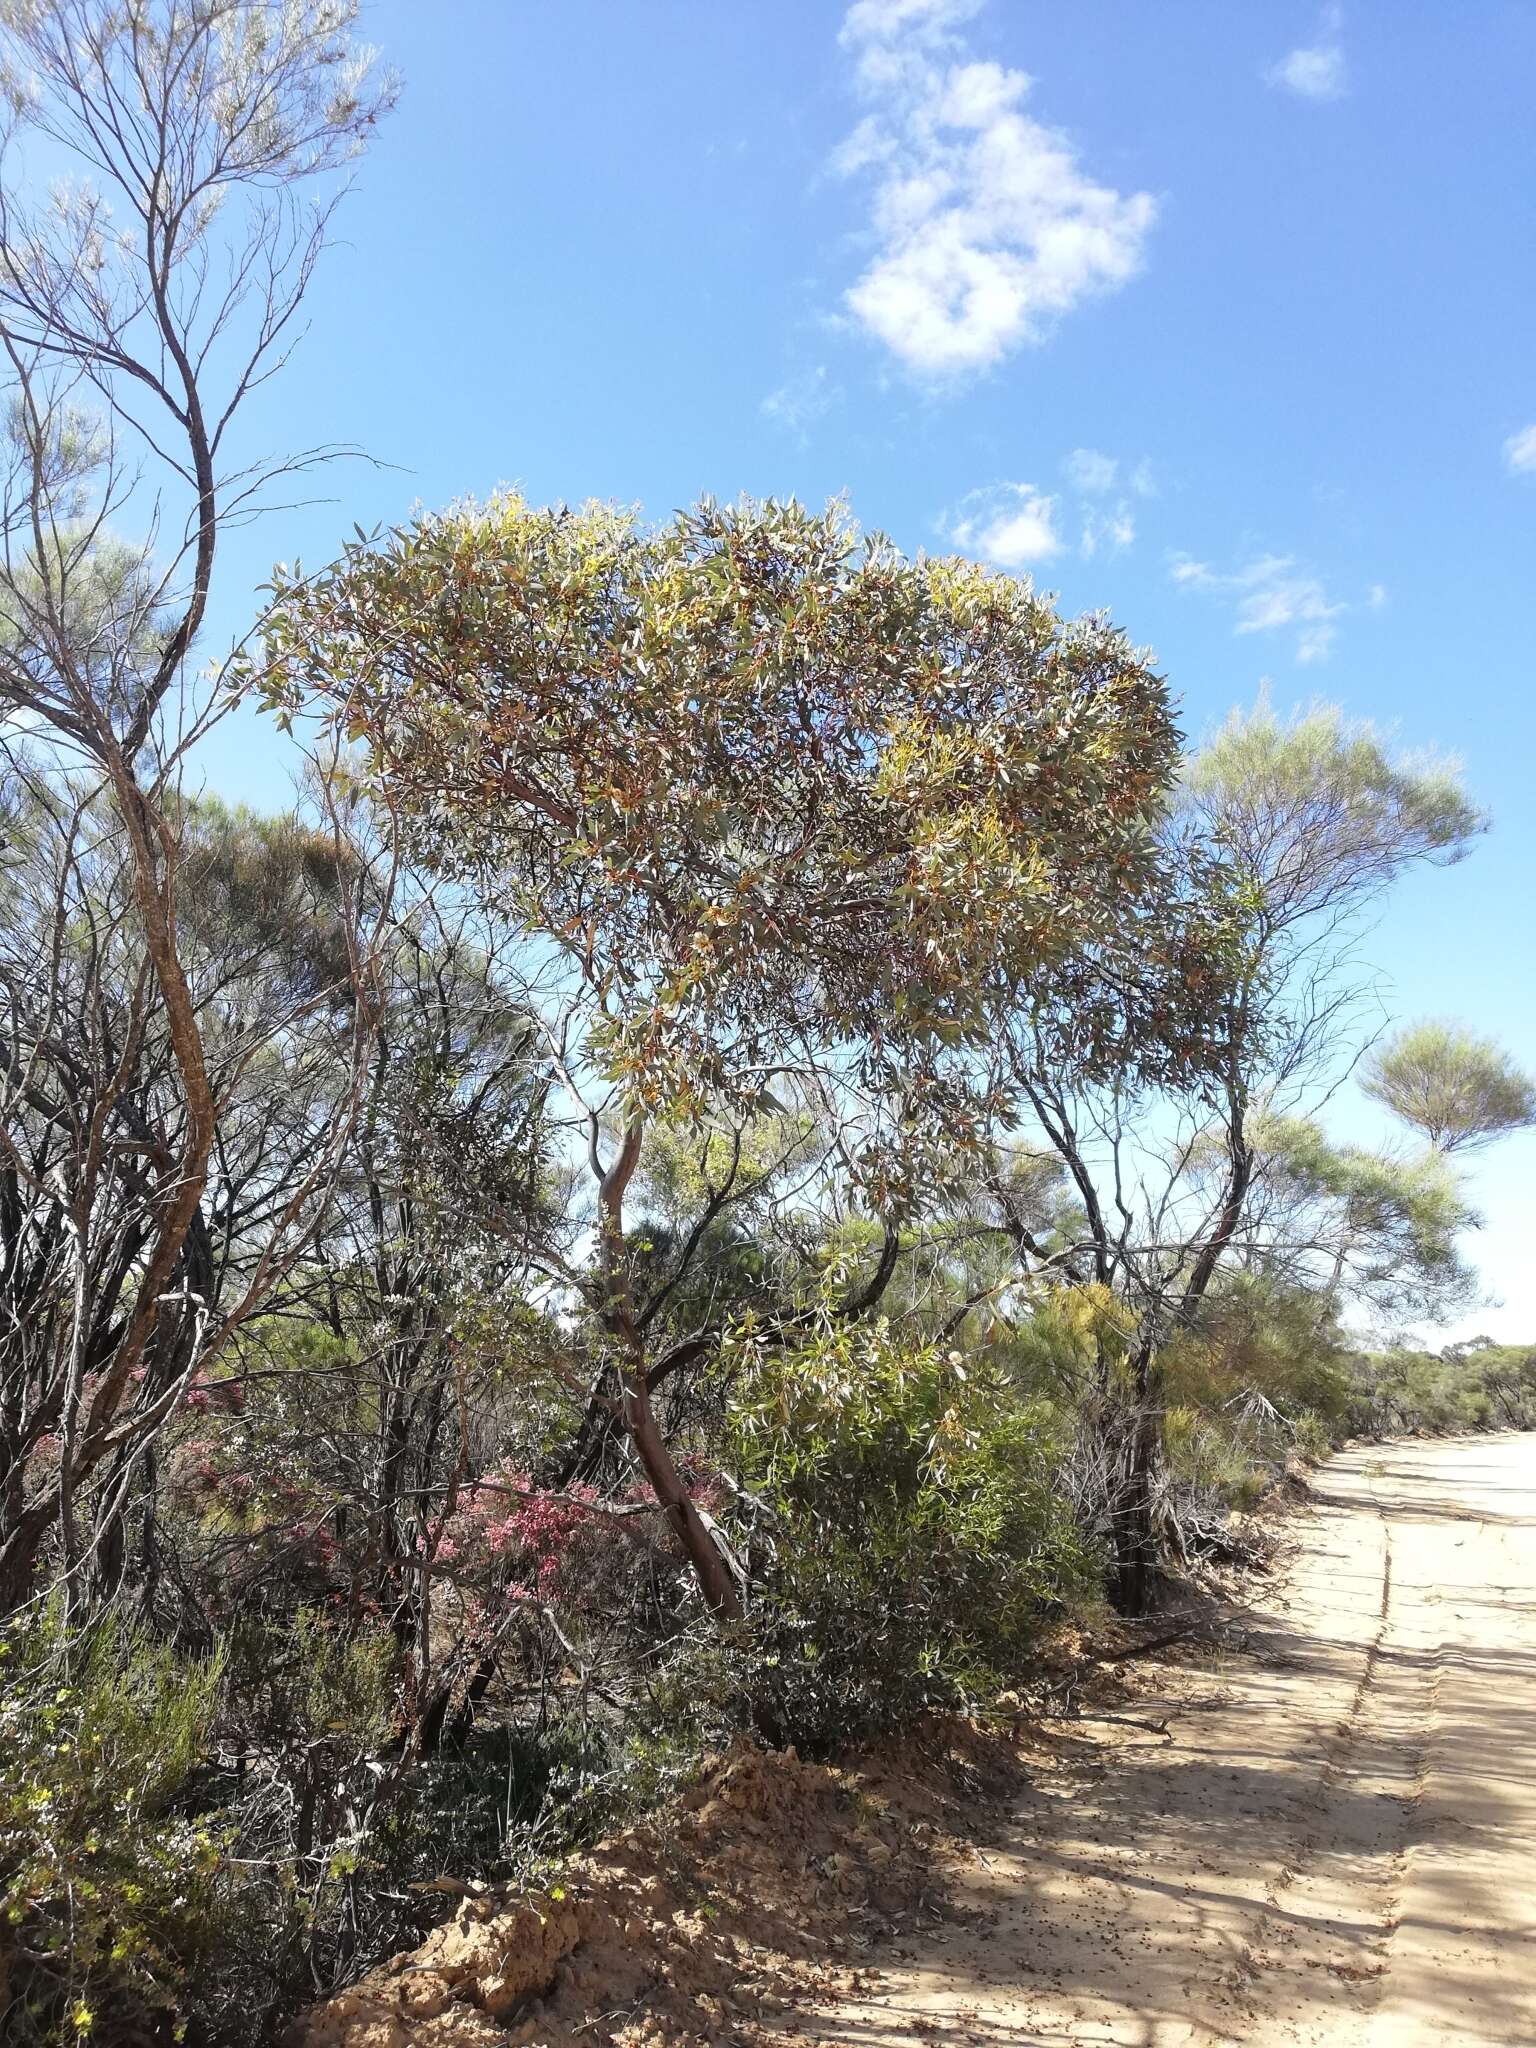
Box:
[127,1363,245,1414]
[439,1467,610,1605]
[436,1458,730,1620]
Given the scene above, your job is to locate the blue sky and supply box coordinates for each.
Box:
[196,0,1536,1339]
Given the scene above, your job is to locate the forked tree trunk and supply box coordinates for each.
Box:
[596,1120,744,1622]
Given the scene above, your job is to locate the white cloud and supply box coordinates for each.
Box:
[1063,447,1118,494]
[1269,8,1348,101]
[761,366,841,439]
[1080,503,1136,558]
[1271,43,1347,100]
[947,454,1150,569]
[1504,424,1536,475]
[841,0,983,54]
[1062,448,1152,551]
[1295,621,1339,664]
[944,483,1063,566]
[833,3,1157,378]
[1169,551,1350,663]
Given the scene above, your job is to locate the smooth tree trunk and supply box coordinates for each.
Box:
[596,1120,743,1622]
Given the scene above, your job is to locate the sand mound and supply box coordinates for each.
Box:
[292,1720,1032,2048]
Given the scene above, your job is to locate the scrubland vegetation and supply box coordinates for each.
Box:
[0,7,1531,2043]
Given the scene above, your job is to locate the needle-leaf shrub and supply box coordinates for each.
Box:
[0,1611,224,2045]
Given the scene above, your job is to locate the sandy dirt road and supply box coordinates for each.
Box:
[802,1435,1536,2047]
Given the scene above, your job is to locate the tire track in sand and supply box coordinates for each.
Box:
[797,1437,1533,2048]
[1224,1490,1449,2044]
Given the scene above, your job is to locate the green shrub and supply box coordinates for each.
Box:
[1162,1402,1273,1511]
[192,1618,625,2042]
[0,1609,224,2046]
[723,1314,1091,1748]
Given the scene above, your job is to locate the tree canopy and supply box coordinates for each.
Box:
[1364,1020,1536,1154]
[253,494,1180,1117]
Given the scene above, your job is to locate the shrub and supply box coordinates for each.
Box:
[723,1315,1091,1748]
[1162,1402,1271,1517]
[0,1610,224,2046]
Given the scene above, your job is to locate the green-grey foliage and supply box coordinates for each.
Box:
[723,1310,1091,1747]
[1364,1019,1536,1153]
[0,1611,225,2045]
[251,491,1182,1121]
[1346,1339,1536,1437]
[1248,1111,1479,1322]
[1181,697,1484,931]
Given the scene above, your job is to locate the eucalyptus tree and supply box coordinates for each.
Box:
[251,491,1182,1617]
[0,774,386,1611]
[990,699,1485,1607]
[0,0,396,1609]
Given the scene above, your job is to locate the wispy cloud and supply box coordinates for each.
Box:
[1269,7,1348,101]
[1061,448,1152,556]
[1170,551,1354,663]
[1504,424,1536,476]
[761,366,842,440]
[1080,502,1138,559]
[833,0,1157,379]
[944,452,1153,570]
[1062,446,1119,495]
[943,483,1063,567]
